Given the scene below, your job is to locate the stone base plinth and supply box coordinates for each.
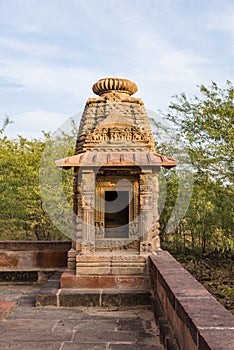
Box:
[61,252,150,290]
[76,253,147,276]
[61,269,150,290]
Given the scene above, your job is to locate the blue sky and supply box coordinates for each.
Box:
[0,0,234,139]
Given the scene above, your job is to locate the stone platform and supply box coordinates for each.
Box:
[0,283,164,350]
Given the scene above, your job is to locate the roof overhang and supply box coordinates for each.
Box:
[55,151,177,169]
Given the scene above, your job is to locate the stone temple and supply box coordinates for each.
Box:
[56,77,176,289]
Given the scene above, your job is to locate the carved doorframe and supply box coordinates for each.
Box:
[95,172,139,249]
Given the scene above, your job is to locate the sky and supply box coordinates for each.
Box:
[0,0,234,139]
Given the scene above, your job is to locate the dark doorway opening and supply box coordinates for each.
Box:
[105,191,129,238]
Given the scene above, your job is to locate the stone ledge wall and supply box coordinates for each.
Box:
[0,241,71,272]
[149,251,234,350]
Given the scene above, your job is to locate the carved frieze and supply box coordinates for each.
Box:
[95,239,138,250]
[82,125,154,151]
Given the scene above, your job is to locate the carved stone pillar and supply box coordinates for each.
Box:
[80,170,95,254]
[150,171,161,251]
[74,171,83,252]
[139,170,154,253]
[152,171,159,223]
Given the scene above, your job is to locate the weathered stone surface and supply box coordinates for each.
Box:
[77,266,111,275]
[36,289,58,307]
[0,329,73,342]
[199,328,234,350]
[0,241,71,251]
[76,253,147,276]
[36,272,62,307]
[109,346,162,350]
[149,251,234,350]
[36,251,68,268]
[116,276,150,290]
[0,271,39,282]
[73,330,136,343]
[117,318,152,332]
[67,248,78,269]
[177,296,234,328]
[111,266,146,275]
[101,290,151,307]
[59,289,100,307]
[37,271,151,308]
[55,318,96,331]
[58,289,151,308]
[0,252,18,268]
[0,241,71,272]
[61,269,116,289]
[61,344,106,350]
[0,301,17,320]
[0,342,62,350]
[1,318,57,330]
[0,284,163,349]
[61,268,150,290]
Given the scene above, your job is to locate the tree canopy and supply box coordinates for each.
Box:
[0,123,75,240]
[167,81,234,184]
[157,81,234,255]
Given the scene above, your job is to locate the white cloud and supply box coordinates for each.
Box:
[0,59,102,99]
[5,110,69,139]
[76,1,209,85]
[207,5,234,53]
[0,36,62,57]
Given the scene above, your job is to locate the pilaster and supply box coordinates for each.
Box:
[80,169,96,255]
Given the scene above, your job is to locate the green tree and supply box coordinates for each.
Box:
[167,81,234,184]
[0,132,75,240]
[154,81,234,255]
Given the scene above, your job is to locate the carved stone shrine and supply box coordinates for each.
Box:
[56,78,176,290]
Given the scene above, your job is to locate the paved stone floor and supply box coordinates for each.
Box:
[0,283,164,350]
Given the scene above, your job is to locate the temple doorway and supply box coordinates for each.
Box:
[104,191,129,238]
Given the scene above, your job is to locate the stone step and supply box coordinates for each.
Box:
[59,289,151,308]
[37,287,151,308]
[36,272,151,308]
[61,269,150,289]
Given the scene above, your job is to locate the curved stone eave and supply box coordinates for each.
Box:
[55,151,177,169]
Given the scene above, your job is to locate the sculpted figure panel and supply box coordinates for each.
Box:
[82,124,154,151]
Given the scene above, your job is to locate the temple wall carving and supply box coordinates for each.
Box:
[76,100,155,154]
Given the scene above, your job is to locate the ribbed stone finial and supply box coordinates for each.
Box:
[92,77,138,96]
